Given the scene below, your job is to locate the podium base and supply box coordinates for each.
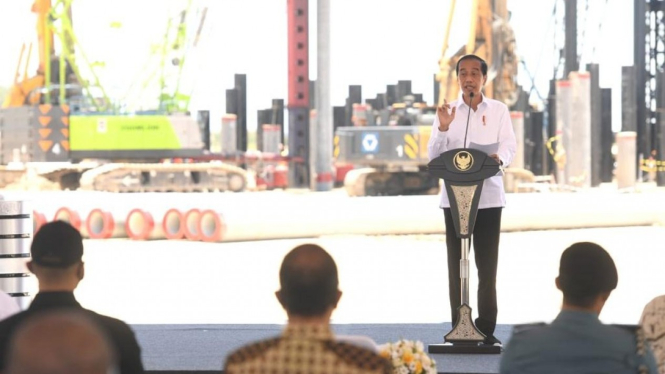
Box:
[428,343,502,354]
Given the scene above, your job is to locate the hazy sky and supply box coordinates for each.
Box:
[0,0,633,131]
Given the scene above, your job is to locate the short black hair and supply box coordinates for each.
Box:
[279,244,339,316]
[558,242,618,308]
[31,221,83,268]
[456,54,488,76]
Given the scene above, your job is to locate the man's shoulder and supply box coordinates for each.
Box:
[324,341,391,371]
[81,309,136,335]
[224,338,390,372]
[0,309,29,334]
[602,323,642,343]
[507,322,550,343]
[509,321,639,348]
[225,337,282,365]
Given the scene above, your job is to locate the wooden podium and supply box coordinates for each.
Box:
[427,148,502,354]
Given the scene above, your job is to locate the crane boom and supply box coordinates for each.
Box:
[436,0,518,107]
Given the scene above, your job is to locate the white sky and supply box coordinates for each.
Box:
[0,0,633,131]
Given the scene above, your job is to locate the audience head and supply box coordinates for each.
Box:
[277,244,341,318]
[28,221,84,289]
[556,242,618,309]
[6,311,117,374]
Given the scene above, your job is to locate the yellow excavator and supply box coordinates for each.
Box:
[336,0,519,196]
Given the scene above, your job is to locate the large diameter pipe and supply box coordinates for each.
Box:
[86,208,127,239]
[315,0,333,191]
[33,211,47,234]
[199,210,226,242]
[569,71,592,187]
[53,207,88,237]
[163,208,185,240]
[510,111,525,169]
[125,208,185,240]
[616,131,637,189]
[200,195,443,242]
[125,209,162,240]
[183,209,202,241]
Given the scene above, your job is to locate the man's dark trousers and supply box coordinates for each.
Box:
[443,207,502,337]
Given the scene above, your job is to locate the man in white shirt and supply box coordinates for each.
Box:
[427,54,516,345]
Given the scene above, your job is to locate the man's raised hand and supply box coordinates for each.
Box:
[437,99,456,132]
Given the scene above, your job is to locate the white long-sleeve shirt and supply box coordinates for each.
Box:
[427,93,517,209]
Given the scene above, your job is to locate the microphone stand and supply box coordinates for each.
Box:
[463,92,474,149]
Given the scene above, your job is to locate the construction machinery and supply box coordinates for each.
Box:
[335,101,440,196]
[0,0,247,192]
[335,0,519,196]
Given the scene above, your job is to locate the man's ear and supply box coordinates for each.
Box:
[333,290,342,308]
[26,261,34,274]
[482,74,488,86]
[275,290,285,308]
[555,277,561,291]
[77,262,85,281]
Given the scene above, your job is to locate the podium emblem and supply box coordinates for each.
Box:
[453,151,473,171]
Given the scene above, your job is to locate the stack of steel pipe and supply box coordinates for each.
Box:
[86,205,131,239]
[50,191,104,238]
[124,207,186,240]
[192,193,443,242]
[53,206,88,237]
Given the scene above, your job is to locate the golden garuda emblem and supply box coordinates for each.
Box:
[453,151,473,171]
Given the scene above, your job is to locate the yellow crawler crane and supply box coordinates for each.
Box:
[0,0,249,192]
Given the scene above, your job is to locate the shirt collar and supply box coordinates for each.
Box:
[456,91,487,109]
[553,309,601,325]
[29,291,81,310]
[282,322,334,341]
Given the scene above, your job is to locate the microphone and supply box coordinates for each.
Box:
[463,92,474,148]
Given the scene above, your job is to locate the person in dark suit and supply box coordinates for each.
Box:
[500,242,658,374]
[0,221,144,374]
[5,310,117,374]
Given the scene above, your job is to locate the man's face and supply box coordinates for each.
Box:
[457,58,487,98]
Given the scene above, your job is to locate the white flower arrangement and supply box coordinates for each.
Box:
[378,339,437,374]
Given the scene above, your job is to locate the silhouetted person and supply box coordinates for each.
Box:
[224,244,391,374]
[0,221,144,374]
[500,242,658,373]
[5,310,117,374]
